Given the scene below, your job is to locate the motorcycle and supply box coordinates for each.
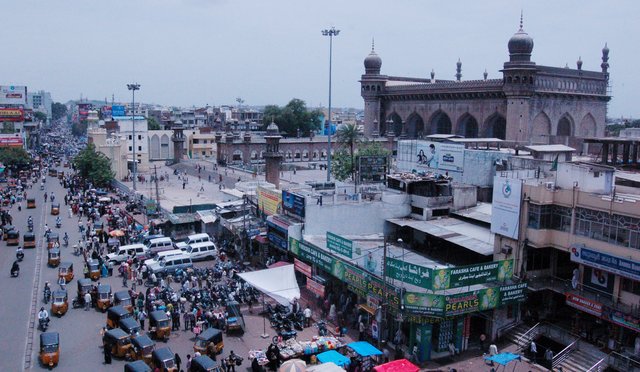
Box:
[10,262,19,277]
[44,288,51,304]
[71,297,83,309]
[28,222,33,232]
[39,318,49,332]
[316,320,328,336]
[55,219,61,228]
[272,329,297,344]
[16,249,24,262]
[63,236,69,247]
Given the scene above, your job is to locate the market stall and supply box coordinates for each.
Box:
[483,352,522,371]
[307,362,345,372]
[250,336,346,368]
[372,359,419,372]
[346,342,382,371]
[238,264,300,306]
[316,350,350,368]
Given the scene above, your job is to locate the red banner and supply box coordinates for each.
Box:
[306,278,325,297]
[0,108,24,122]
[294,258,312,278]
[566,293,603,317]
[0,137,23,147]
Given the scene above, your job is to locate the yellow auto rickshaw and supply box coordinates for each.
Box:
[151,347,178,372]
[48,248,61,267]
[77,278,92,306]
[94,222,104,235]
[114,290,133,313]
[194,327,224,357]
[107,305,132,329]
[39,332,59,369]
[87,259,100,281]
[125,360,152,372]
[96,284,112,312]
[103,328,132,359]
[27,198,36,209]
[49,169,58,177]
[190,356,222,372]
[57,171,64,180]
[130,334,155,365]
[58,262,74,283]
[149,310,171,341]
[2,226,14,240]
[24,232,36,249]
[51,289,68,317]
[47,233,60,249]
[51,203,60,215]
[6,230,20,246]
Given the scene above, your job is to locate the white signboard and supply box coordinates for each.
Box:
[397,140,465,173]
[0,85,27,105]
[490,176,522,239]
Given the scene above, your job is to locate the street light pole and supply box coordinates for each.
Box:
[322,27,339,182]
[127,83,140,191]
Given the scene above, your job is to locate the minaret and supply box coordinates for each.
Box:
[455,59,462,81]
[601,43,610,79]
[171,120,185,164]
[264,120,283,189]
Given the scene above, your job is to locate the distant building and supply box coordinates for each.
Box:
[27,90,52,120]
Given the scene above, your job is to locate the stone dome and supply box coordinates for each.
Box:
[266,121,279,136]
[364,49,382,74]
[508,27,534,56]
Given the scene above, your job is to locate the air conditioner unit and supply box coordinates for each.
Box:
[545,182,555,191]
[501,246,513,255]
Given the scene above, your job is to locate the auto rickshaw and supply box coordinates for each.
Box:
[51,203,60,215]
[149,310,171,341]
[194,327,224,357]
[58,262,74,283]
[224,301,245,335]
[190,356,222,372]
[51,289,68,317]
[106,305,132,329]
[57,171,64,180]
[87,259,100,281]
[130,334,155,364]
[49,169,58,177]
[2,226,14,240]
[114,290,133,313]
[6,230,20,246]
[27,198,36,209]
[39,332,59,369]
[47,233,60,249]
[151,347,178,372]
[120,317,142,336]
[48,248,61,267]
[76,278,92,306]
[24,232,36,249]
[102,328,132,359]
[125,360,152,372]
[94,221,104,235]
[96,284,112,312]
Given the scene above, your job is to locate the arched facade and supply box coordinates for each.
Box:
[556,114,573,137]
[457,114,479,138]
[485,113,507,140]
[531,112,552,144]
[579,113,597,137]
[430,111,452,135]
[160,134,170,158]
[406,113,425,138]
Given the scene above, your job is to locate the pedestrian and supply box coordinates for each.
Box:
[358,319,365,341]
[530,340,537,361]
[544,348,553,367]
[175,353,182,371]
[226,351,238,372]
[84,291,92,310]
[58,275,66,290]
[304,305,312,328]
[139,309,147,330]
[186,354,192,371]
[104,342,112,364]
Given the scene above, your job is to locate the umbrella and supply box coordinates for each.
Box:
[279,359,306,372]
[109,229,125,237]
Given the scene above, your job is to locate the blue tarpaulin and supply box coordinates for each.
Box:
[347,342,383,357]
[483,352,521,366]
[317,350,350,367]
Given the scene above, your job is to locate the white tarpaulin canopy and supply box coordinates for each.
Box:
[238,264,300,306]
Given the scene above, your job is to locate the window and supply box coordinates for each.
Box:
[525,247,552,271]
[574,207,640,250]
[138,135,142,140]
[527,204,571,231]
[128,135,132,140]
[138,146,142,151]
[621,278,640,295]
[128,146,132,151]
[202,151,206,156]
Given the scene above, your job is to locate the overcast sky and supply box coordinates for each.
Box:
[4,0,638,117]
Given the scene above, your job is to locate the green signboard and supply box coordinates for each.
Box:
[402,282,527,317]
[433,260,514,290]
[326,232,353,258]
[386,257,432,289]
[289,237,335,274]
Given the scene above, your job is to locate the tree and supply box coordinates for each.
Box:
[0,147,31,169]
[72,143,114,186]
[33,111,47,122]
[52,102,67,121]
[72,121,87,137]
[336,123,363,182]
[147,117,160,130]
[331,140,390,181]
[261,99,321,136]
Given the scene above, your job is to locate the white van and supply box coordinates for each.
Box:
[106,244,148,264]
[146,237,174,255]
[185,233,211,245]
[143,249,184,266]
[186,241,218,262]
[147,253,193,275]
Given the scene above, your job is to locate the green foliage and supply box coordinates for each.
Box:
[0,147,31,169]
[52,102,67,121]
[606,119,640,136]
[33,111,48,122]
[335,123,363,182]
[72,121,87,137]
[72,143,114,186]
[261,99,321,136]
[0,122,15,134]
[147,117,160,130]
[331,140,389,181]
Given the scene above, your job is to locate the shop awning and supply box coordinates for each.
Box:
[373,359,419,372]
[238,264,300,306]
[358,304,376,316]
[316,351,350,367]
[306,362,345,372]
[483,352,522,366]
[197,210,218,224]
[388,217,494,256]
[347,342,383,357]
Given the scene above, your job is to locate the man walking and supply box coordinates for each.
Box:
[304,305,312,328]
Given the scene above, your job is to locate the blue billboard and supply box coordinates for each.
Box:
[112,105,126,117]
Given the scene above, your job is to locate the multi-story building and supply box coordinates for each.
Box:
[27,90,52,120]
[114,116,150,173]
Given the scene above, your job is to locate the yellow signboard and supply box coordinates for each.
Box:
[257,186,281,216]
